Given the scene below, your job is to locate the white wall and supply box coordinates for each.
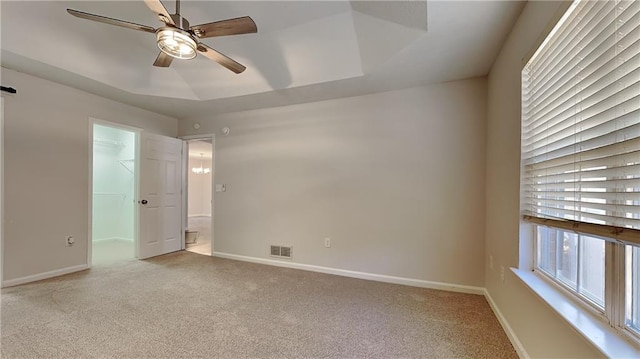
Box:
[188,156,212,217]
[1,68,178,282]
[180,78,487,287]
[485,2,604,358]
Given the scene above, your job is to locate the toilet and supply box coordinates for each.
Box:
[185,230,199,244]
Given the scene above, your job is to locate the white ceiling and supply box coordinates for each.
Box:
[0,1,525,119]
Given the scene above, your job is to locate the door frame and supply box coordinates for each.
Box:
[0,98,5,287]
[181,134,215,255]
[88,118,142,268]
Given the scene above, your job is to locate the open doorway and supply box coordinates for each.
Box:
[185,139,213,255]
[91,123,137,265]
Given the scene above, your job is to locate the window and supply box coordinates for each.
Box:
[629,245,640,335]
[521,0,640,343]
[537,227,605,308]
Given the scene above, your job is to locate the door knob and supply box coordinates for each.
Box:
[141,199,148,205]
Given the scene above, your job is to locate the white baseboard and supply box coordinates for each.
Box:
[484,289,528,359]
[213,251,484,295]
[2,264,89,288]
[188,214,211,218]
[93,237,133,242]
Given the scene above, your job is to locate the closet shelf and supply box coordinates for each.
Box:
[119,159,135,174]
[94,138,126,149]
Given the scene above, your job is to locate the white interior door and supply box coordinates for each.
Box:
[139,132,183,259]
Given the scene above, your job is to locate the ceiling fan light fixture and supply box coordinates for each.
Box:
[67,1,255,72]
[156,28,197,59]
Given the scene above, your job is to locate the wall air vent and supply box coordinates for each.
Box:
[270,245,292,259]
[270,245,280,256]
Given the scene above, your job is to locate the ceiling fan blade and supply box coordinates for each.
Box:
[197,44,246,74]
[67,9,156,33]
[191,16,257,38]
[153,52,173,67]
[143,0,175,25]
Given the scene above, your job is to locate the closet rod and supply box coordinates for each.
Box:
[93,193,126,199]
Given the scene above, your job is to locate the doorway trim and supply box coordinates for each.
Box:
[88,118,142,268]
[181,134,215,255]
[0,98,5,287]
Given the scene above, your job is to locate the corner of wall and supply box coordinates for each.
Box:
[483,1,608,357]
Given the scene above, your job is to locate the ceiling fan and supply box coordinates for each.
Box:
[67,0,257,73]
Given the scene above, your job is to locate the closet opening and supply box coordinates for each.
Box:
[91,123,138,266]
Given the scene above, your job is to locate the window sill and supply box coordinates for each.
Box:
[511,268,640,358]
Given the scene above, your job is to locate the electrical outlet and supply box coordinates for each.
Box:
[500,266,505,283]
[66,236,75,247]
[324,237,331,248]
[489,255,494,270]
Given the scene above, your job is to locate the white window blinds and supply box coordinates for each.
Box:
[521,0,640,244]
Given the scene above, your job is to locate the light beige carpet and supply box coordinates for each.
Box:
[1,252,516,358]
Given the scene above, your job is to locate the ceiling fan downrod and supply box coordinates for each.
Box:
[170,0,189,30]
